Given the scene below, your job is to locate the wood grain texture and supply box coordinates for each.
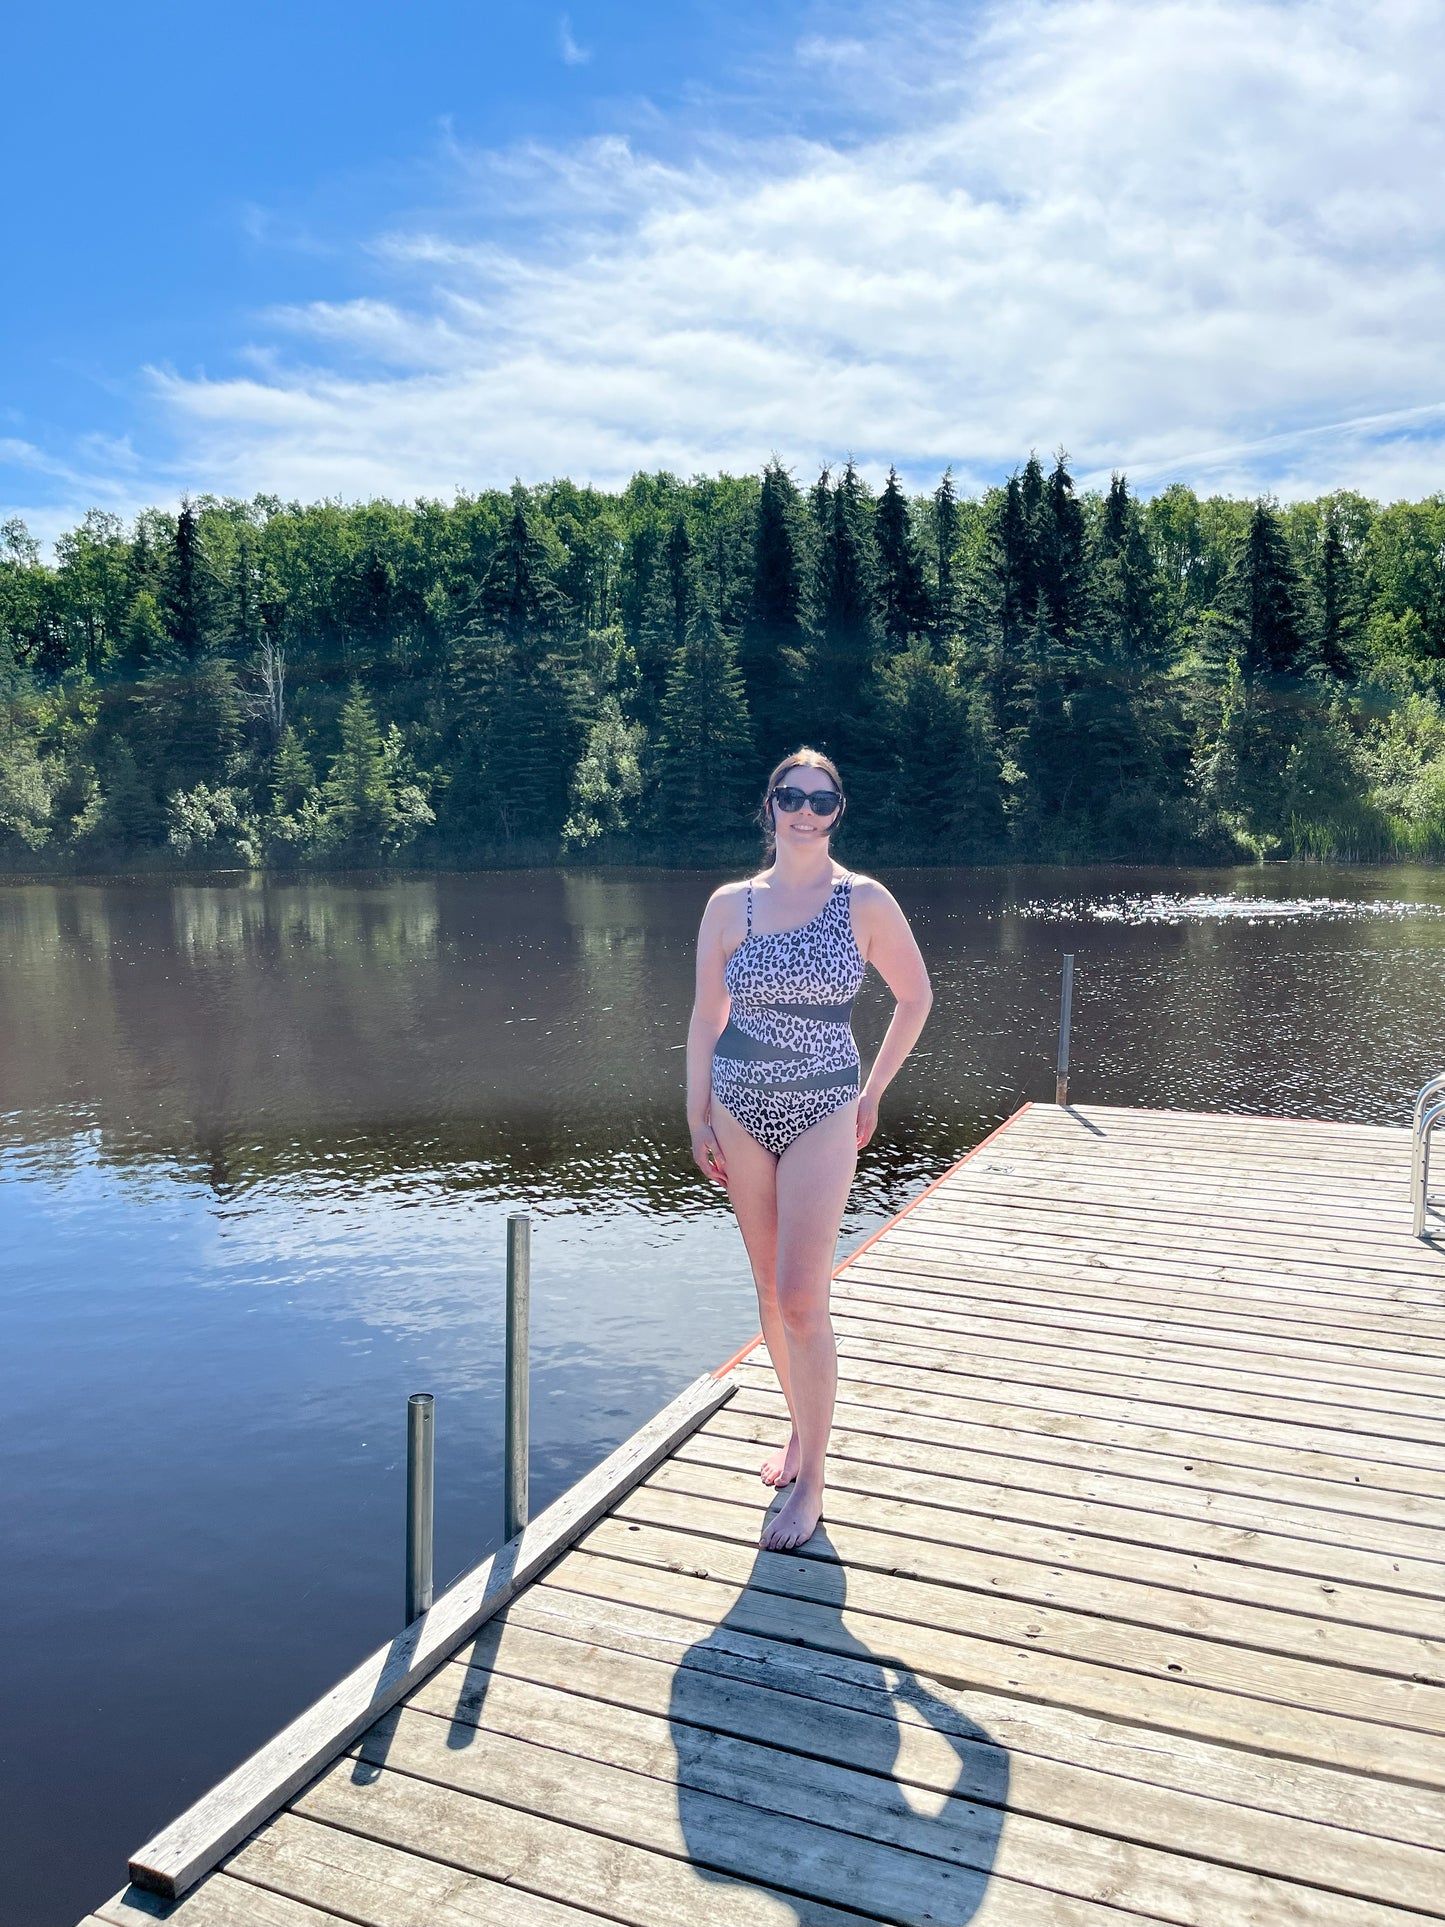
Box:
[125,1370,734,1900]
[87,1103,1445,1927]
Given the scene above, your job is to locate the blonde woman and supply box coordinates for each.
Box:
[687,750,932,1549]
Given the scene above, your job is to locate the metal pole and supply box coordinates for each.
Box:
[405,1392,434,1625]
[1055,953,1075,1107]
[504,1213,531,1541]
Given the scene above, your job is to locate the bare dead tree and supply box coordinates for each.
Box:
[256,636,286,746]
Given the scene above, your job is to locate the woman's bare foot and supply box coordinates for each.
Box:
[760,1430,800,1488]
[760,1482,823,1551]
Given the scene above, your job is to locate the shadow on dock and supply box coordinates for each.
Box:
[670,1525,1009,1924]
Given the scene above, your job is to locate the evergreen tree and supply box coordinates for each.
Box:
[120,591,166,676]
[445,486,583,845]
[1034,452,1087,650]
[875,467,930,650]
[270,726,316,815]
[740,461,807,759]
[1316,503,1361,679]
[877,641,1004,856]
[636,514,696,727]
[322,685,397,852]
[1216,503,1307,678]
[654,597,752,839]
[932,468,960,652]
[165,500,212,661]
[809,461,880,765]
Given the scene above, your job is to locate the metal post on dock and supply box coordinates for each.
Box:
[1055,953,1075,1107]
[505,1213,531,1540]
[404,1392,434,1625]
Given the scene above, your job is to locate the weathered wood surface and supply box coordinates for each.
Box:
[125,1370,736,1900]
[90,1103,1445,1927]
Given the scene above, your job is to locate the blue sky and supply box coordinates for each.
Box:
[5,0,1443,542]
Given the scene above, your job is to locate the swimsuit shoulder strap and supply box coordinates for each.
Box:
[745,879,754,936]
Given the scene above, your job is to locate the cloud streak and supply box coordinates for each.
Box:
[20,0,1445,529]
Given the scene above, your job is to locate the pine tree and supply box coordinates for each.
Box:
[1317,505,1360,679]
[875,467,930,651]
[636,514,696,727]
[120,591,166,675]
[932,469,960,652]
[740,461,807,760]
[446,486,582,845]
[270,726,316,815]
[165,500,212,661]
[1216,503,1307,679]
[322,684,398,853]
[1034,452,1086,651]
[809,461,880,765]
[655,598,753,840]
[877,641,1004,857]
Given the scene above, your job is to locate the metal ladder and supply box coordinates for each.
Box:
[1412,1074,1445,1238]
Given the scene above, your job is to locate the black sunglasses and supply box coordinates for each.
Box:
[771,785,843,817]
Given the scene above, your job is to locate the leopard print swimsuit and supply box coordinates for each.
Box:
[711,872,866,1157]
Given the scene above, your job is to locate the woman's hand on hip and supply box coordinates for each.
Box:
[691,1124,728,1186]
[856,1089,880,1149]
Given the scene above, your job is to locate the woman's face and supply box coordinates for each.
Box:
[771,764,842,850]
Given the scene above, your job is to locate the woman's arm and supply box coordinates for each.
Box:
[853,879,933,1149]
[686,888,738,1184]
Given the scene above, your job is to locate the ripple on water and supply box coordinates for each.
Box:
[1014,893,1445,924]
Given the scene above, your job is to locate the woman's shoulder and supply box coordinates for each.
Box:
[841,869,892,903]
[700,875,755,931]
[842,871,907,927]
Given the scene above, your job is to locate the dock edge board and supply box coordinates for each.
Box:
[127,1368,736,1901]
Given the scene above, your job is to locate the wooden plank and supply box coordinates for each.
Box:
[476,1590,1445,1908]
[339,1703,1178,1927]
[862,1239,1445,1349]
[911,1198,1436,1276]
[295,1762,879,1927]
[522,1579,1445,1852]
[126,1370,735,1900]
[872,1223,1445,1305]
[831,1325,1445,1437]
[220,1812,629,1926]
[552,1534,1445,1783]
[929,1187,1431,1258]
[718,1384,1445,1598]
[607,1486,1445,1723]
[767,1342,1445,1459]
[393,1637,1441,1927]
[732,1352,1445,1481]
[670,1430,1444,1638]
[836,1271,1445,1386]
[726,1374,1445,1519]
[955,1146,1418,1203]
[583,1511,1445,1744]
[93,1876,348,1925]
[914,1180,1440,1255]
[723,1374,1445,1539]
[1030,1105,1409,1143]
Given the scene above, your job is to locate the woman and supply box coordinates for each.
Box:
[687,749,933,1551]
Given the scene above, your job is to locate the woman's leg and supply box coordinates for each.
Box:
[709,1101,798,1484]
[760,1098,858,1551]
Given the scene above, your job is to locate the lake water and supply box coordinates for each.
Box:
[3,861,1444,1925]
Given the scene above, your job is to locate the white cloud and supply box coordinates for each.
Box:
[15,0,1445,527]
[558,14,591,68]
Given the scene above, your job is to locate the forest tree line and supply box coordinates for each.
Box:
[2,454,1444,870]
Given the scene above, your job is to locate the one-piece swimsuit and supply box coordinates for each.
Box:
[711,872,866,1158]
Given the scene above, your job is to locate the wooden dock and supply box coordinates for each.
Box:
[85,1102,1445,1927]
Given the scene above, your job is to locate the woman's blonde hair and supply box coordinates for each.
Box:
[757,746,846,848]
